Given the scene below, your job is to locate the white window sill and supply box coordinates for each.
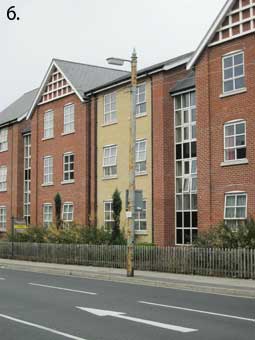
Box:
[221,159,248,167]
[136,113,147,119]
[42,136,54,141]
[102,176,118,181]
[61,180,75,185]
[135,172,148,177]
[102,121,118,127]
[0,149,8,153]
[0,189,7,193]
[41,183,54,187]
[0,229,6,233]
[220,88,247,98]
[61,131,75,136]
[135,230,148,235]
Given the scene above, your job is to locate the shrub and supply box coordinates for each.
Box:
[7,224,127,245]
[194,218,255,248]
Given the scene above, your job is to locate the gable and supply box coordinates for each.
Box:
[38,66,74,105]
[210,0,255,46]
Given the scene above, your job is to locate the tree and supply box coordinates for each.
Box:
[54,193,62,230]
[112,189,122,242]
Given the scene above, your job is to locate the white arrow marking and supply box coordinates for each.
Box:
[76,307,197,333]
[139,301,255,323]
[0,314,88,340]
[29,283,97,295]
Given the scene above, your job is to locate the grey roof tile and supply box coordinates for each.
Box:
[0,88,38,126]
[54,59,130,98]
[170,71,195,94]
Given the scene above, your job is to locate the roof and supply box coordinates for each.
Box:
[54,59,129,98]
[187,0,235,70]
[170,71,195,94]
[85,51,193,95]
[0,88,38,126]
[27,59,130,118]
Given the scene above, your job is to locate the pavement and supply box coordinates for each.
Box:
[0,258,254,298]
[0,264,254,340]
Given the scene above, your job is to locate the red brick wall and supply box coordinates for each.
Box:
[196,33,255,229]
[30,93,93,226]
[0,119,30,234]
[152,66,191,246]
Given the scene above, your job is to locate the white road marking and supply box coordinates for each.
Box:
[76,307,198,333]
[139,301,255,323]
[0,278,5,280]
[0,314,88,340]
[29,283,97,295]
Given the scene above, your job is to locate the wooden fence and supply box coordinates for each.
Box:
[0,242,254,279]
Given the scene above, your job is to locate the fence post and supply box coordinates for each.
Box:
[11,216,15,258]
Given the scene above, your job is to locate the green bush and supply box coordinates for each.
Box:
[194,218,255,249]
[7,225,127,245]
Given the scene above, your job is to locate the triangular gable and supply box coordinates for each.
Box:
[210,0,255,46]
[38,66,74,105]
[27,60,84,119]
[187,0,255,70]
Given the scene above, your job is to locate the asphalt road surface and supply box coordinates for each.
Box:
[0,268,254,340]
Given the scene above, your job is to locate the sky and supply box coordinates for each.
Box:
[0,0,226,112]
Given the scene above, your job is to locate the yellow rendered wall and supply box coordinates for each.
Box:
[97,79,152,243]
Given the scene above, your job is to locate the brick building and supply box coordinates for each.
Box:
[0,0,254,246]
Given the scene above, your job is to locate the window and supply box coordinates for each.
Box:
[0,128,8,152]
[223,52,245,93]
[175,91,198,245]
[136,140,147,174]
[136,83,146,116]
[104,201,114,229]
[135,200,147,232]
[103,145,117,178]
[64,104,75,134]
[0,166,7,192]
[43,156,53,185]
[63,153,74,182]
[63,203,74,227]
[43,204,53,228]
[44,110,54,139]
[0,207,6,231]
[24,134,31,225]
[104,93,117,125]
[225,193,247,228]
[224,121,246,161]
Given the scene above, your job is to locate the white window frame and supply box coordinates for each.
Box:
[43,156,53,185]
[222,51,245,94]
[0,166,7,192]
[224,120,246,162]
[104,200,114,229]
[63,103,75,134]
[104,92,117,125]
[135,200,147,232]
[44,110,54,139]
[0,206,7,231]
[224,192,247,225]
[0,128,8,152]
[136,83,146,117]
[43,203,53,228]
[63,152,75,183]
[135,139,147,174]
[63,202,74,227]
[103,145,117,178]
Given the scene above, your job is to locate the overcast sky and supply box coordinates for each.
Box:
[0,0,226,111]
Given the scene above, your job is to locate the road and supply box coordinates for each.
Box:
[0,268,254,340]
